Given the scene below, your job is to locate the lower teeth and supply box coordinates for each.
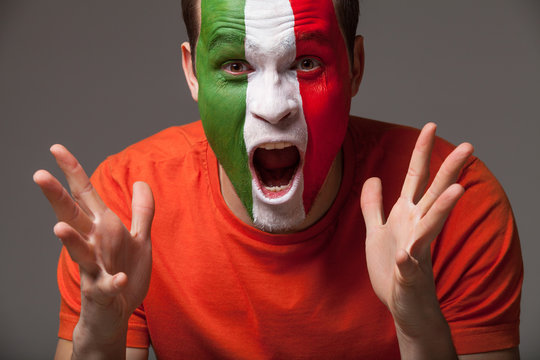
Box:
[264,184,288,192]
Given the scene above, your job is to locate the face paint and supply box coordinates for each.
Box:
[289,0,352,212]
[197,0,351,232]
[243,0,307,232]
[197,0,252,214]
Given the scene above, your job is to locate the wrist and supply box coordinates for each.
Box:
[72,319,128,360]
[71,303,131,360]
[391,296,447,337]
[394,310,457,360]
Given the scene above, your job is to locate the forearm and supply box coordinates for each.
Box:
[394,307,457,360]
[71,328,127,360]
[70,306,130,360]
[55,339,149,360]
[54,335,128,360]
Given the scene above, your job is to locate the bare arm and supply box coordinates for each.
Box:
[55,339,149,360]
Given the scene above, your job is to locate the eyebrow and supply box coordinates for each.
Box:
[208,31,245,51]
[296,30,332,45]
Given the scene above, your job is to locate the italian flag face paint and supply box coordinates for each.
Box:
[197,0,351,232]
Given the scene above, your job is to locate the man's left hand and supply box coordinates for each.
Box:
[361,123,473,358]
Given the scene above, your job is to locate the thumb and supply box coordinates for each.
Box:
[360,177,385,232]
[130,181,155,241]
[395,249,419,285]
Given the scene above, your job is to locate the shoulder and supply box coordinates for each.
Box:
[434,157,522,354]
[348,116,457,161]
[347,116,508,204]
[346,116,465,200]
[89,121,209,222]
[347,117,522,354]
[93,121,207,182]
[107,121,206,166]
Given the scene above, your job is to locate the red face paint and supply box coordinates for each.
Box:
[290,0,352,212]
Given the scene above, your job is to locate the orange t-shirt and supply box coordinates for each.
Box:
[57,117,522,358]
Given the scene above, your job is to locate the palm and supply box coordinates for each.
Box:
[78,209,152,315]
[366,198,417,302]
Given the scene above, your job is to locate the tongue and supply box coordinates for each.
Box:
[253,147,300,187]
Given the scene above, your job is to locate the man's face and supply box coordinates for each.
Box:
[196,0,352,232]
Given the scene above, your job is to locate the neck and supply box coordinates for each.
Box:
[219,149,343,233]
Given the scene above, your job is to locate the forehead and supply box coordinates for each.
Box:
[199,0,341,43]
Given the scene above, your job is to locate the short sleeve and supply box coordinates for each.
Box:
[56,158,150,348]
[432,158,523,354]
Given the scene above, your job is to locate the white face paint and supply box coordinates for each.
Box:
[243,0,308,232]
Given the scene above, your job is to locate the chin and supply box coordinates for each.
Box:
[251,175,306,233]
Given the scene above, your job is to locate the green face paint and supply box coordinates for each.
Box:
[196,0,253,215]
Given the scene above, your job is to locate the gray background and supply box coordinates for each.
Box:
[1,0,538,358]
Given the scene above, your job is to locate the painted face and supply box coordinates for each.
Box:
[196,0,352,232]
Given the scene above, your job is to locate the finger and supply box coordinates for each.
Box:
[360,177,385,230]
[401,123,437,203]
[409,183,464,259]
[130,181,155,242]
[50,144,106,215]
[34,170,94,235]
[54,222,99,274]
[416,142,473,215]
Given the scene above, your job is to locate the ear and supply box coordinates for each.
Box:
[350,35,364,97]
[181,42,199,102]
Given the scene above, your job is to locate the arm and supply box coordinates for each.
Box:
[55,339,149,360]
[34,145,154,359]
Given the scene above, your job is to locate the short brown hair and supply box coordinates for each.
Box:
[181,0,200,68]
[181,0,359,67]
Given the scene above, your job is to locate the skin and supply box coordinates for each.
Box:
[36,0,519,358]
[242,0,310,232]
[196,0,252,215]
[34,145,152,359]
[195,0,354,232]
[287,0,352,214]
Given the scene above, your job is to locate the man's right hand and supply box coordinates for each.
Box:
[34,144,154,359]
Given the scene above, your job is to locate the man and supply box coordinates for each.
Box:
[34,0,522,358]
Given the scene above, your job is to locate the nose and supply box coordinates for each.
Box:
[248,71,299,125]
[251,99,297,124]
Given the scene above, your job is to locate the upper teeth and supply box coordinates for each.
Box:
[259,142,293,150]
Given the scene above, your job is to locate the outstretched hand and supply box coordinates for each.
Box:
[34,145,154,343]
[361,123,473,338]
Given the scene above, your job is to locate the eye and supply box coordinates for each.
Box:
[222,61,253,75]
[295,57,321,72]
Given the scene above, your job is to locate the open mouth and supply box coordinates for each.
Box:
[251,142,302,199]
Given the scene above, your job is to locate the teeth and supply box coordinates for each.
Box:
[264,184,289,192]
[259,142,293,150]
